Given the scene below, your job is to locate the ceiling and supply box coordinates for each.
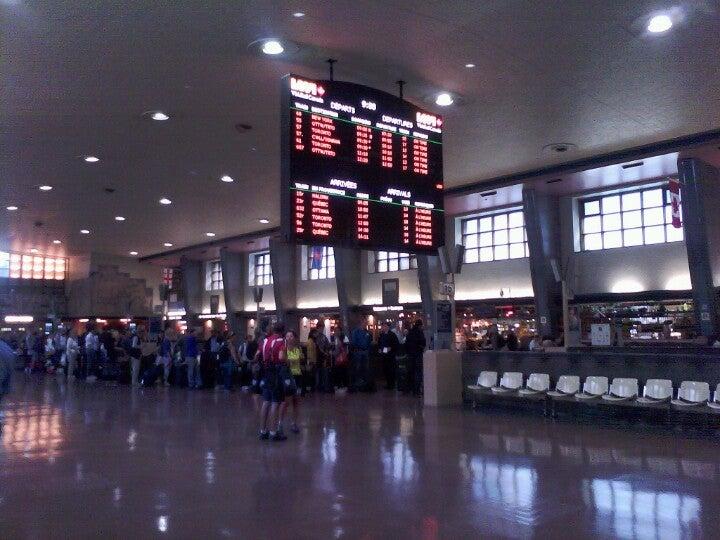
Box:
[2,0,720,258]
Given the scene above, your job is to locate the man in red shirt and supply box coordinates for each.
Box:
[258,323,288,441]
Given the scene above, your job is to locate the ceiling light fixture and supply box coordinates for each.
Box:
[53,240,62,244]
[647,14,673,33]
[84,156,100,163]
[205,232,216,237]
[293,12,305,18]
[221,175,234,183]
[115,216,126,221]
[6,205,18,211]
[259,218,270,224]
[435,92,454,106]
[80,229,90,234]
[262,40,284,55]
[163,242,173,247]
[129,251,138,256]
[39,185,53,191]
[150,111,170,121]
[159,197,172,205]
[465,63,475,68]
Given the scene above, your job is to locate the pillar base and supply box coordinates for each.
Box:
[423,350,463,407]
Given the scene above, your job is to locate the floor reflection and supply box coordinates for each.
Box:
[1,404,64,459]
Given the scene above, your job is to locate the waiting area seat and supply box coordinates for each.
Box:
[575,376,609,400]
[518,373,550,396]
[467,371,497,392]
[601,378,639,402]
[671,381,710,407]
[708,384,720,410]
[491,372,523,393]
[636,379,673,404]
[547,375,580,398]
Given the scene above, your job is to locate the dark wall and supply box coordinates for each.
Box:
[462,350,720,390]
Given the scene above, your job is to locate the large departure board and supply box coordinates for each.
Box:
[281,74,444,253]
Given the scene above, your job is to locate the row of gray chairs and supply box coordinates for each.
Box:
[467,372,720,409]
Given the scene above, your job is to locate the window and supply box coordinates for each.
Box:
[251,251,273,286]
[207,260,223,291]
[0,251,66,280]
[461,210,529,264]
[375,251,417,272]
[307,246,335,280]
[580,185,683,251]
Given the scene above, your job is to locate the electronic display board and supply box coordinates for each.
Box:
[281,74,444,253]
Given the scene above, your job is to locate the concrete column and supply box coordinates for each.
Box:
[180,257,203,324]
[219,248,246,336]
[334,247,362,331]
[269,237,298,332]
[677,158,719,337]
[523,188,562,338]
[417,254,444,341]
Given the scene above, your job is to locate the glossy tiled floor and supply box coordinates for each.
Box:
[1,375,719,539]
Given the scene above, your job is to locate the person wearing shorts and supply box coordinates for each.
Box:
[258,323,287,442]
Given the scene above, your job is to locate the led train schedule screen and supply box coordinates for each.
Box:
[281,74,444,253]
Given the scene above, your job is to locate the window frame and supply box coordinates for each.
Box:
[460,208,529,264]
[251,251,273,286]
[579,184,683,252]
[374,251,418,273]
[306,246,335,280]
[0,251,67,281]
[207,260,223,291]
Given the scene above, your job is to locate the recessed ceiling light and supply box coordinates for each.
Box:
[435,92,454,106]
[647,14,673,33]
[293,12,305,18]
[30,248,38,254]
[261,40,284,55]
[163,242,173,247]
[259,218,270,224]
[83,156,100,163]
[6,205,18,211]
[159,197,172,205]
[465,63,475,68]
[80,229,90,234]
[39,185,53,191]
[150,111,170,121]
[205,232,216,237]
[115,216,126,221]
[221,175,234,183]
[129,251,138,256]
[53,240,62,245]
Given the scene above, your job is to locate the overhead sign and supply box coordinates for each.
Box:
[281,74,445,253]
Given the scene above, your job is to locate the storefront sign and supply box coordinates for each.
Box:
[590,323,612,346]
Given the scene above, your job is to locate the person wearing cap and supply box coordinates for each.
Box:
[258,322,288,441]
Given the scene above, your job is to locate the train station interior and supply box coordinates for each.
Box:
[2,1,720,538]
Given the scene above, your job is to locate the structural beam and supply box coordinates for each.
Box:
[334,247,362,331]
[523,188,562,338]
[677,158,719,337]
[180,257,204,323]
[269,236,298,332]
[219,248,246,336]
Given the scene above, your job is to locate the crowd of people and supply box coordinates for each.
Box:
[0,317,429,440]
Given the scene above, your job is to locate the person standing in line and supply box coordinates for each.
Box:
[314,321,333,393]
[258,323,287,441]
[24,331,36,373]
[219,332,240,391]
[65,328,80,381]
[405,319,427,396]
[349,318,372,393]
[84,327,99,381]
[138,327,157,384]
[378,322,400,390]
[304,329,317,393]
[332,328,350,390]
[159,328,175,386]
[282,330,304,434]
[184,328,201,389]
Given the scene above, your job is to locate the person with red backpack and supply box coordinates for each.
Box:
[258,323,288,441]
